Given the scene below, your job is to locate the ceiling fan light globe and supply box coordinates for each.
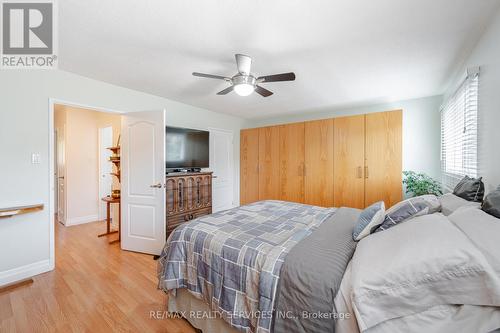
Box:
[234,83,255,96]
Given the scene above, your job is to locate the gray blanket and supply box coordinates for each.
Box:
[272,207,360,333]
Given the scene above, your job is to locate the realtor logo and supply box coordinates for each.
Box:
[1,0,57,68]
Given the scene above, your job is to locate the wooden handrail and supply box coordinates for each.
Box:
[0,204,44,218]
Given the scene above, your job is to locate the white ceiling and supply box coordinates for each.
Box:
[59,0,500,119]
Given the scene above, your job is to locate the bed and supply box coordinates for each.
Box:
[158,199,500,333]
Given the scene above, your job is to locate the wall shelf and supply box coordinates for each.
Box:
[0,204,44,218]
[108,146,121,182]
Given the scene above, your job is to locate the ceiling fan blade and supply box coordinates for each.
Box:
[255,85,273,97]
[257,72,296,83]
[217,85,234,95]
[193,72,230,81]
[235,54,252,75]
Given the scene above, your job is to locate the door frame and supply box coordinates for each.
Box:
[48,98,125,270]
[54,126,67,225]
[54,128,58,221]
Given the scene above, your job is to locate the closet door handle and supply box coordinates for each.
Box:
[298,163,305,176]
[365,166,369,179]
[356,166,363,179]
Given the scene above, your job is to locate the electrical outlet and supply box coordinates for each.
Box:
[31,153,41,164]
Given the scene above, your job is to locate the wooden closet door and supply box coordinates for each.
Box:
[240,129,259,205]
[365,110,402,208]
[279,123,305,203]
[258,126,280,200]
[304,119,334,207]
[334,115,365,209]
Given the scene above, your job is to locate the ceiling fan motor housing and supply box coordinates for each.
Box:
[232,74,256,87]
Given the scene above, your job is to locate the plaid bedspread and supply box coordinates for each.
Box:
[157,200,336,333]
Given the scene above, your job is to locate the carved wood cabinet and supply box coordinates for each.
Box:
[166,172,212,236]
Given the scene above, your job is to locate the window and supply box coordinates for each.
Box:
[441,70,479,191]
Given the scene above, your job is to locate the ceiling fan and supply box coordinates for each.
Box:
[192,54,296,97]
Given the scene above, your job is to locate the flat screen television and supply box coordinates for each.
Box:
[166,126,209,171]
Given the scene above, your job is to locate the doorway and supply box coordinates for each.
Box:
[49,102,168,265]
[53,104,122,233]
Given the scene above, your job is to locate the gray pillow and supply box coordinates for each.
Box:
[453,175,485,202]
[482,186,500,219]
[352,201,385,241]
[375,201,429,233]
[386,194,440,215]
[406,194,441,213]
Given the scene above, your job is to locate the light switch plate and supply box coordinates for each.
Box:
[31,153,41,164]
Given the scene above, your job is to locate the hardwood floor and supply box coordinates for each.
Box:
[0,220,197,333]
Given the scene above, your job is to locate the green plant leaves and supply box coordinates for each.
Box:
[403,171,443,198]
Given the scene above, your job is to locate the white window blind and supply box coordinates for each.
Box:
[441,70,479,191]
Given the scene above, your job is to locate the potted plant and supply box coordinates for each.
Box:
[403,171,443,197]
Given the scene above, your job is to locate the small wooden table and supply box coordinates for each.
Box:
[98,197,120,244]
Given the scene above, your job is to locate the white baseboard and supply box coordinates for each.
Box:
[0,259,52,287]
[66,214,99,226]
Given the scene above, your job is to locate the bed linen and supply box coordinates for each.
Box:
[168,288,241,333]
[160,199,500,333]
[272,207,359,333]
[335,263,500,333]
[158,200,336,333]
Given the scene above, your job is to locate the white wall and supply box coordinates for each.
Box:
[444,8,500,192]
[0,70,246,285]
[248,95,443,181]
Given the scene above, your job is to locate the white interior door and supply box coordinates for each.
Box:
[56,126,66,224]
[121,110,166,255]
[98,126,113,220]
[210,128,234,212]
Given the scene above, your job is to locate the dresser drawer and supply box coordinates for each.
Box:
[191,207,212,219]
[166,207,212,236]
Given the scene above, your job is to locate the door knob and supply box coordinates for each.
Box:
[150,183,162,188]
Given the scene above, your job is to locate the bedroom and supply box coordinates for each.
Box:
[1,0,500,332]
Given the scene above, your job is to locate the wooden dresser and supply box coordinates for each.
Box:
[166,172,212,236]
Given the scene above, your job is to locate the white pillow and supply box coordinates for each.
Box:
[439,193,481,216]
[350,213,500,331]
[449,206,500,274]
